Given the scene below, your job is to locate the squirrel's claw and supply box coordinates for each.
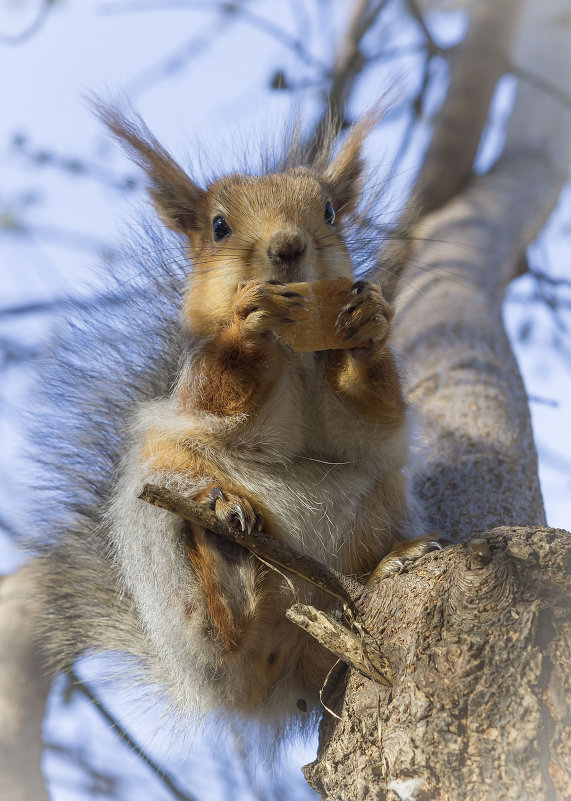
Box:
[335,280,393,350]
[205,487,263,535]
[366,535,444,584]
[234,280,308,337]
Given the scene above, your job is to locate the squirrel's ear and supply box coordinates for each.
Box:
[93,101,205,235]
[323,116,375,218]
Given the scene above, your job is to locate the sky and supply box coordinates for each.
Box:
[0,1,570,799]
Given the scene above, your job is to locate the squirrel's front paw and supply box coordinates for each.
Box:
[204,487,264,535]
[335,280,394,353]
[234,279,307,337]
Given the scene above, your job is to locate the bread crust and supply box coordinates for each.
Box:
[280,277,355,352]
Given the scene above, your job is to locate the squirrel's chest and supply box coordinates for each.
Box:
[235,352,370,463]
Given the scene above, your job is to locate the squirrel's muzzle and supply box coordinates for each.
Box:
[266,227,307,273]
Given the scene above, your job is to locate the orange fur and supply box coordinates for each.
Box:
[142,431,273,520]
[179,323,285,416]
[143,432,282,654]
[326,347,406,428]
[185,523,244,652]
[142,433,222,475]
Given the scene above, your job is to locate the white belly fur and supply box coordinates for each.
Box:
[209,351,413,572]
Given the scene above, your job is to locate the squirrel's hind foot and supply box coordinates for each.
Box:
[366,535,443,585]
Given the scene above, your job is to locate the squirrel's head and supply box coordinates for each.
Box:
[95,102,372,333]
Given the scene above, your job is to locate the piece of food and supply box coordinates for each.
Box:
[280,276,355,352]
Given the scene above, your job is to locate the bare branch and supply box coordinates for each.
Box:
[127,23,228,98]
[68,670,197,801]
[0,0,53,45]
[11,135,139,192]
[138,486,398,686]
[412,0,524,215]
[0,513,22,539]
[389,0,571,538]
[285,604,393,685]
[405,0,441,55]
[306,0,390,152]
[531,269,571,290]
[0,295,120,320]
[1,221,118,256]
[101,1,326,82]
[231,3,327,71]
[498,0,571,243]
[305,526,571,800]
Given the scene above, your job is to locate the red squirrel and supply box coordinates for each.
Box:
[29,105,430,725]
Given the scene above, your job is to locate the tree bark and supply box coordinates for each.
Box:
[303,526,571,801]
[0,570,51,801]
[413,0,524,215]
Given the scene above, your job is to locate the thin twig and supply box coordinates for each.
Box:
[100,0,326,70]
[138,484,396,685]
[405,0,441,54]
[138,483,367,608]
[68,670,197,801]
[12,136,138,192]
[286,603,393,685]
[0,0,52,45]
[530,269,571,289]
[0,291,146,320]
[391,51,433,171]
[305,0,391,156]
[0,514,21,540]
[2,221,118,256]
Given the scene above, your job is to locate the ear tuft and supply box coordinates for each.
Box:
[90,97,204,235]
[323,114,378,218]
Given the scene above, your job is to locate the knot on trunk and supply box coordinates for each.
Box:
[447,544,518,624]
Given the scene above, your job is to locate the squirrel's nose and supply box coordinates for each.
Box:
[267,228,306,265]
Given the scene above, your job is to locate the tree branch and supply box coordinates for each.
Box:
[405,0,440,55]
[412,0,524,215]
[304,526,571,800]
[0,569,51,801]
[285,604,393,686]
[0,0,53,45]
[386,0,571,538]
[139,484,398,685]
[305,0,389,155]
[138,483,367,608]
[68,670,197,801]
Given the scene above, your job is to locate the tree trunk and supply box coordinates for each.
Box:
[304,0,571,797]
[1,1,570,799]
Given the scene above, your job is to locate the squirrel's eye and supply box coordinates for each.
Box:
[324,202,336,226]
[213,215,232,241]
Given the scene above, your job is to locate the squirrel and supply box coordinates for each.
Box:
[27,104,431,727]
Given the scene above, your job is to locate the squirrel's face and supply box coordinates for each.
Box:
[182,169,355,333]
[94,104,371,334]
[201,170,350,284]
